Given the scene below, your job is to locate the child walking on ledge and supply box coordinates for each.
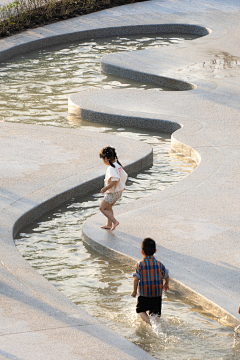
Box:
[99,146,127,231]
[131,238,169,326]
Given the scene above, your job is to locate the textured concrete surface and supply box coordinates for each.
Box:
[70,0,240,331]
[1,0,240,358]
[0,123,153,359]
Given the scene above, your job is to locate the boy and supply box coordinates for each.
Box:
[131,237,169,326]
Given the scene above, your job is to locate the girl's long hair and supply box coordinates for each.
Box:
[99,146,122,168]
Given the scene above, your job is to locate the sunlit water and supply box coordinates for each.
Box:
[15,127,240,360]
[2,32,238,359]
[0,33,198,126]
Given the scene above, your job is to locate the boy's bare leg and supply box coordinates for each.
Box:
[139,312,152,326]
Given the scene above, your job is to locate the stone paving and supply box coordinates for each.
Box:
[72,0,240,329]
[1,0,240,358]
[0,122,153,359]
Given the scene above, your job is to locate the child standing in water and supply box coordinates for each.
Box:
[131,238,169,326]
[99,146,127,231]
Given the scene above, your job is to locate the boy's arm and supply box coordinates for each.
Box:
[131,276,139,297]
[163,275,169,292]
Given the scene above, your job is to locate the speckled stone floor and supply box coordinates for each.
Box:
[0,0,240,358]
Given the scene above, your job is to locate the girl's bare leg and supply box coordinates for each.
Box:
[100,203,113,229]
[139,312,152,326]
[108,201,119,231]
[108,201,119,230]
[101,204,113,230]
[107,205,114,227]
[99,200,119,230]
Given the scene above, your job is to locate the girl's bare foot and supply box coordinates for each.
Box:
[110,221,119,231]
[100,225,112,230]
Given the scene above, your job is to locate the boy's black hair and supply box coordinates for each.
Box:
[99,146,123,168]
[141,237,156,256]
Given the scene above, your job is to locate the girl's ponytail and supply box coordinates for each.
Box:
[112,147,123,168]
[116,159,122,167]
[99,146,123,168]
[108,159,115,168]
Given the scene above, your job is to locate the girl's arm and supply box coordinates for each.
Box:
[100,180,118,193]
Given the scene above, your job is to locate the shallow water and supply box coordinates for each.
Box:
[15,196,240,360]
[15,127,240,360]
[0,33,197,127]
[4,32,239,359]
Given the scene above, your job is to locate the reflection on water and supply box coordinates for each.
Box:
[0,33,197,126]
[15,211,240,360]
[5,31,239,359]
[15,126,240,360]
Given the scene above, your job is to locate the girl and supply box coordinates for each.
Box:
[99,146,128,231]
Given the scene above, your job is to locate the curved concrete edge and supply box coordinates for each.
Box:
[101,62,197,90]
[0,23,209,63]
[0,0,240,356]
[68,89,205,165]
[0,5,219,358]
[66,4,240,330]
[70,90,240,330]
[68,93,182,133]
[0,121,155,359]
[12,145,153,238]
[100,24,213,90]
[99,23,229,92]
[101,24,228,91]
[82,221,240,331]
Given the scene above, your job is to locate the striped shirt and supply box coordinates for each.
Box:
[133,256,168,297]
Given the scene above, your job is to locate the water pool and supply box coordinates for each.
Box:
[15,126,240,360]
[0,33,197,126]
[2,31,238,359]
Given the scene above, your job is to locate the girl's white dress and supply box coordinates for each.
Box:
[104,162,128,193]
[104,162,128,204]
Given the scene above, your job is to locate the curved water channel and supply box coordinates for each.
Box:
[1,33,239,359]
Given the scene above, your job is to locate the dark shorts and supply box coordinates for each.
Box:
[136,295,162,316]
